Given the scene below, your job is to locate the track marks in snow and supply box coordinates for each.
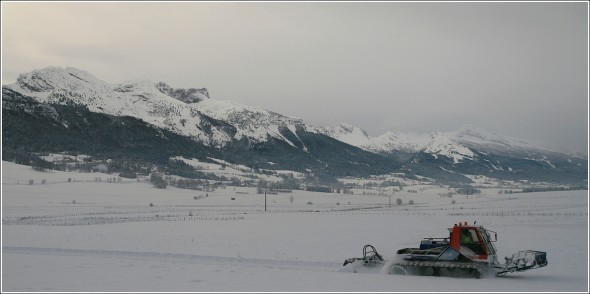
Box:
[3,246,342,272]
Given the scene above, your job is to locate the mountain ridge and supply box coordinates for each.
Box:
[3,66,587,186]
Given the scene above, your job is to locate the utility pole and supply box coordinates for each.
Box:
[391,189,395,208]
[264,190,267,212]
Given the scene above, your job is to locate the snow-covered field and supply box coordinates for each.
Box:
[2,161,588,292]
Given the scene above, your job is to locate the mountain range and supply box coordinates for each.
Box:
[2,66,587,186]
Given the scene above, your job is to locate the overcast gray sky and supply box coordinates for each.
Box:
[2,1,588,154]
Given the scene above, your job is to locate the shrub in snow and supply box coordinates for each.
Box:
[396,198,403,205]
[150,174,167,189]
[306,201,313,205]
[72,200,76,204]
[452,199,456,205]
[408,199,414,205]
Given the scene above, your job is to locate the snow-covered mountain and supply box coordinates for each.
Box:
[195,99,318,149]
[3,66,586,185]
[5,66,319,149]
[321,122,586,185]
[7,66,566,159]
[322,123,480,163]
[7,67,228,146]
[322,123,580,164]
[320,124,429,154]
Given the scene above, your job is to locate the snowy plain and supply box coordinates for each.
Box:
[1,161,588,292]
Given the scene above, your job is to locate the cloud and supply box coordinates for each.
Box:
[2,1,587,154]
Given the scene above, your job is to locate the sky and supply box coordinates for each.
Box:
[1,1,588,154]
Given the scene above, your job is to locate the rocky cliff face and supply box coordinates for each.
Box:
[155,82,209,103]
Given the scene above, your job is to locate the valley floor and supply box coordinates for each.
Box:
[1,162,588,292]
